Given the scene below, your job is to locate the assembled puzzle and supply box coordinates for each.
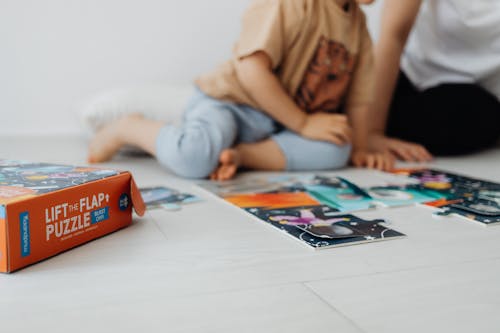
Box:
[199,168,500,249]
[199,174,408,249]
[393,169,500,226]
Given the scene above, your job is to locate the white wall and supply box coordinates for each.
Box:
[0,0,382,136]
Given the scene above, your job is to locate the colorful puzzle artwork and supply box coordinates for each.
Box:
[224,192,320,209]
[363,186,442,208]
[0,159,120,199]
[199,169,500,248]
[393,169,500,225]
[246,205,405,249]
[202,174,444,214]
[140,186,201,211]
[198,174,314,196]
[302,177,374,211]
[199,175,407,249]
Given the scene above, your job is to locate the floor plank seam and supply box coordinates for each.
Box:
[143,212,170,240]
[302,282,367,333]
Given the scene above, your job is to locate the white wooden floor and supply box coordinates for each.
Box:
[1,136,500,333]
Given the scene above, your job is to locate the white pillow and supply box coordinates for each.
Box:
[79,83,194,134]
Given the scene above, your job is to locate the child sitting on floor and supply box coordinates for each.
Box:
[88,0,387,180]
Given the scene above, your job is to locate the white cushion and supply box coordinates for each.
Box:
[79,83,194,134]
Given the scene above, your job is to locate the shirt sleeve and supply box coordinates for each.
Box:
[345,16,375,109]
[234,0,302,69]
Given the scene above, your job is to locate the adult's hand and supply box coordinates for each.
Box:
[369,134,433,162]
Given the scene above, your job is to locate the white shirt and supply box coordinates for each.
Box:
[401,0,500,101]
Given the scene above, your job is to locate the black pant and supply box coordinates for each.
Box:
[386,72,500,155]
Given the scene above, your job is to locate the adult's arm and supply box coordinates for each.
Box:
[372,0,421,133]
[368,0,433,161]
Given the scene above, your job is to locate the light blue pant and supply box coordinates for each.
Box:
[156,89,351,178]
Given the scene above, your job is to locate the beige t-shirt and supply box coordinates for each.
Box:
[196,0,374,113]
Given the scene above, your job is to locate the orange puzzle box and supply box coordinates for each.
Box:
[0,159,145,273]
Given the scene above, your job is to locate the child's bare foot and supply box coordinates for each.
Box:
[88,114,143,163]
[210,148,241,181]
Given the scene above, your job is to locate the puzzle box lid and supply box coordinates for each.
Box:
[0,159,124,205]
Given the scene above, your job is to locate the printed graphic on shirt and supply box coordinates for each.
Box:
[296,36,355,113]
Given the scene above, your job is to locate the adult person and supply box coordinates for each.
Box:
[353,0,500,170]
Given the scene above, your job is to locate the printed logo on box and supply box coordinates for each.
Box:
[19,211,30,257]
[119,193,129,211]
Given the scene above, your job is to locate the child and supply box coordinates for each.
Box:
[88,0,385,180]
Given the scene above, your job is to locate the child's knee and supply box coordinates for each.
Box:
[273,131,351,171]
[289,142,351,171]
[155,124,233,178]
[319,143,351,169]
[161,144,215,179]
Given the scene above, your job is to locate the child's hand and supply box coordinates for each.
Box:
[299,113,352,145]
[368,134,433,162]
[351,150,395,171]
